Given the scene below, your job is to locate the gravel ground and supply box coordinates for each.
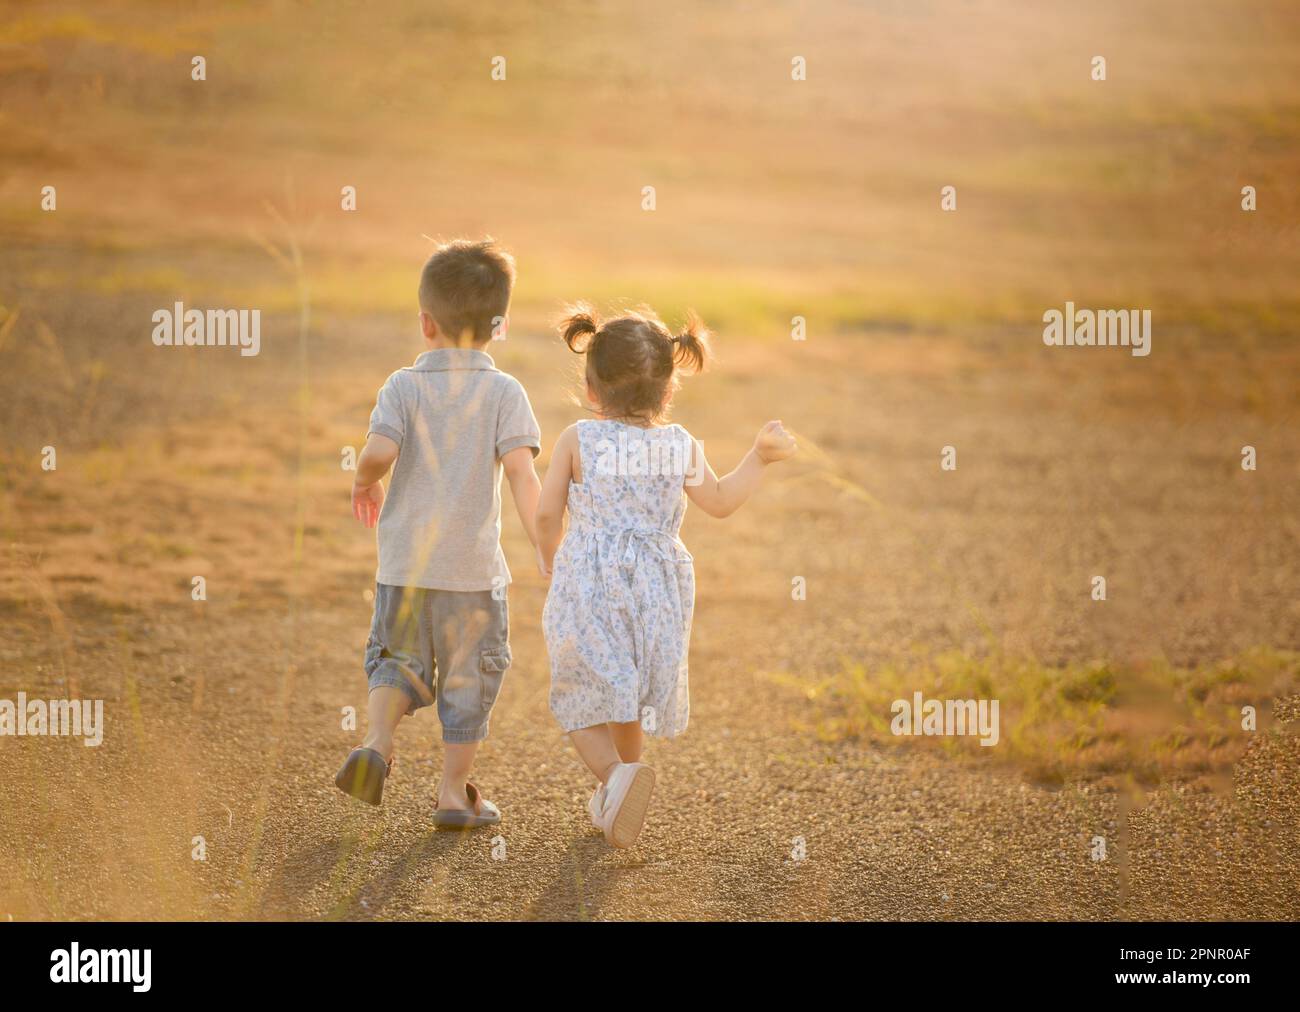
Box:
[1,597,1295,921]
[1,324,1295,921]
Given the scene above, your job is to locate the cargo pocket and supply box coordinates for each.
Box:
[479,647,512,711]
[363,629,384,677]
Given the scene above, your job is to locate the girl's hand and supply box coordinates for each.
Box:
[753,420,797,464]
[352,480,385,528]
[536,545,553,580]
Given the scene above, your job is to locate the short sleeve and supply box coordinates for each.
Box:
[367,373,405,447]
[496,378,541,458]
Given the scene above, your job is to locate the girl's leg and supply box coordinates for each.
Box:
[570,724,624,784]
[609,721,643,763]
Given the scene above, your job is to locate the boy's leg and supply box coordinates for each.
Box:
[359,585,435,756]
[438,742,478,811]
[428,589,511,813]
[361,686,409,762]
[571,724,623,783]
[609,720,644,763]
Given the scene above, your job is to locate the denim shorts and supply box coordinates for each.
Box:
[363,583,511,743]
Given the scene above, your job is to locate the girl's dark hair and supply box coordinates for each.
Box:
[559,303,708,423]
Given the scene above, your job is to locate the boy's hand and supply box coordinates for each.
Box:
[536,545,553,580]
[352,480,385,528]
[753,420,798,464]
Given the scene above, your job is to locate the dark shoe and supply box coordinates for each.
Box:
[432,782,501,829]
[334,747,392,805]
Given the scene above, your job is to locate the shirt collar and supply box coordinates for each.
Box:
[410,347,497,372]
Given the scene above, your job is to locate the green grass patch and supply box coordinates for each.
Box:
[782,647,1300,787]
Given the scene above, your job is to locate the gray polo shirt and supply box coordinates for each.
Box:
[367,347,541,591]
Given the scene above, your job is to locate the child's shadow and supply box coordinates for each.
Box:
[256,826,475,920]
[252,836,355,919]
[525,831,632,922]
[331,830,478,920]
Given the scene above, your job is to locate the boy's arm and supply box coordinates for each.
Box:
[534,425,577,577]
[352,433,399,528]
[502,446,542,548]
[496,378,543,554]
[685,420,797,518]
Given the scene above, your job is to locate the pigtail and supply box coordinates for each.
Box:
[671,311,709,373]
[560,303,600,353]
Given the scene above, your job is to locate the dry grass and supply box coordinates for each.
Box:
[0,0,1297,919]
[785,648,1300,787]
[3,0,1299,330]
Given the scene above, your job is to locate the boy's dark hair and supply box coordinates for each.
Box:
[559,303,708,423]
[418,238,516,345]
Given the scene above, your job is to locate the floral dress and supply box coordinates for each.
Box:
[544,419,696,738]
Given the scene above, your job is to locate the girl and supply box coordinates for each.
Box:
[534,304,797,848]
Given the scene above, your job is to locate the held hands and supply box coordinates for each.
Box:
[536,544,553,580]
[753,420,798,464]
[352,480,385,528]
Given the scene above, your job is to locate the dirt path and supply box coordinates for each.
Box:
[2,326,1297,921]
[3,591,1296,921]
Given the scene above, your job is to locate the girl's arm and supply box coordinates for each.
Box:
[685,420,797,518]
[534,424,579,576]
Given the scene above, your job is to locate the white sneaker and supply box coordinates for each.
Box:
[598,762,656,848]
[588,784,606,829]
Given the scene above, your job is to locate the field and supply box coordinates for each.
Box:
[0,0,1297,920]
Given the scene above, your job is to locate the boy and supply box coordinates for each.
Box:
[335,238,541,828]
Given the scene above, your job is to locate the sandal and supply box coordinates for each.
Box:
[432,782,501,829]
[334,747,393,806]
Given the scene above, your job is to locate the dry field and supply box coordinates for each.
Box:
[0,1,1297,920]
